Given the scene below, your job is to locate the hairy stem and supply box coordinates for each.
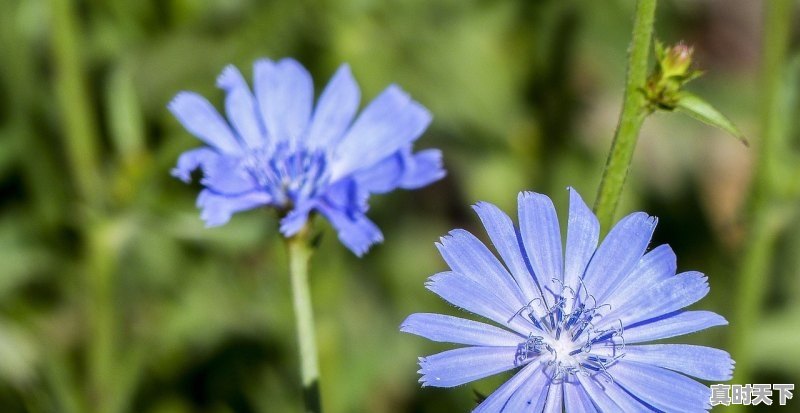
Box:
[287,227,322,413]
[593,0,657,232]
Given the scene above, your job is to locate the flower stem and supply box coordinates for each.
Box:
[286,227,322,413]
[50,0,102,207]
[593,0,657,232]
[50,0,113,411]
[729,0,793,401]
[86,222,117,413]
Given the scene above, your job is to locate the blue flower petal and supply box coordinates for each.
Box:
[612,361,711,413]
[543,382,563,413]
[563,187,599,295]
[473,362,542,412]
[354,151,404,194]
[200,155,257,195]
[502,365,549,411]
[518,191,564,297]
[425,271,530,334]
[623,344,734,380]
[436,229,527,308]
[601,271,709,329]
[576,374,626,412]
[354,147,445,194]
[472,201,542,308]
[279,202,317,236]
[418,346,518,388]
[401,313,522,347]
[168,92,242,154]
[171,147,219,182]
[317,203,382,256]
[197,189,271,227]
[584,211,657,303]
[594,379,656,411]
[605,244,676,310]
[331,85,431,181]
[217,65,264,148]
[400,148,446,189]
[563,381,598,413]
[307,64,360,149]
[623,310,728,343]
[254,58,313,144]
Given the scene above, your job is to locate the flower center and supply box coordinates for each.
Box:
[242,143,330,207]
[511,282,625,382]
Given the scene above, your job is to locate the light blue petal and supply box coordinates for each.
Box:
[576,374,625,412]
[600,271,709,329]
[323,178,368,213]
[472,201,542,309]
[355,147,444,194]
[400,313,522,347]
[279,201,316,236]
[592,379,655,412]
[217,65,265,148]
[543,381,563,413]
[200,155,256,195]
[400,148,446,189]
[623,310,728,344]
[623,344,734,381]
[307,64,360,149]
[502,365,549,411]
[331,85,431,181]
[196,189,271,226]
[436,229,526,309]
[254,58,313,144]
[605,244,676,310]
[473,362,542,413]
[563,381,598,413]
[418,346,518,388]
[171,147,219,182]
[583,212,657,304]
[317,203,382,256]
[518,192,564,299]
[168,92,241,154]
[354,151,404,193]
[563,188,599,297]
[425,271,531,335]
[611,361,711,413]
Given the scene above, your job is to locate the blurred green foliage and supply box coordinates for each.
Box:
[0,0,798,412]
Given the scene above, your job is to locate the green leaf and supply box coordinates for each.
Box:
[675,92,749,146]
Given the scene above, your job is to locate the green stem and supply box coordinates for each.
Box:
[87,222,117,413]
[593,0,657,232]
[286,227,322,413]
[729,0,793,402]
[50,0,114,411]
[50,0,102,207]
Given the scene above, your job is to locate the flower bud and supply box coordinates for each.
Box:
[660,42,694,78]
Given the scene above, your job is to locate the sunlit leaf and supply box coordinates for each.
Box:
[676,92,749,146]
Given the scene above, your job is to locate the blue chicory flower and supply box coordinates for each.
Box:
[401,188,733,412]
[169,59,444,255]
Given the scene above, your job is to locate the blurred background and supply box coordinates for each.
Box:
[0,0,798,412]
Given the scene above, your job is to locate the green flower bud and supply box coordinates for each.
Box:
[660,42,694,79]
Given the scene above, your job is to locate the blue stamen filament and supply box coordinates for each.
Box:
[243,143,330,208]
[510,282,625,383]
